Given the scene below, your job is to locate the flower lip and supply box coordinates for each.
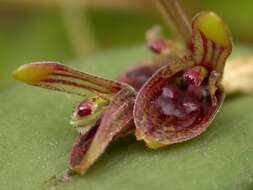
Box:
[133,53,226,149]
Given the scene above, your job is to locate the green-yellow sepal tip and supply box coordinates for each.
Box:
[12,63,52,85]
[194,11,231,48]
[145,140,166,149]
[136,130,166,149]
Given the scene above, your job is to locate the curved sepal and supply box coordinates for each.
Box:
[192,12,232,73]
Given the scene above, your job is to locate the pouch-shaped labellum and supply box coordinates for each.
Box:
[133,57,224,148]
[133,12,232,149]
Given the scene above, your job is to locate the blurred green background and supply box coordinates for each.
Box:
[1,2,253,190]
[0,0,253,89]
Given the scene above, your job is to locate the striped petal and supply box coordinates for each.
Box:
[192,12,232,73]
[13,62,126,97]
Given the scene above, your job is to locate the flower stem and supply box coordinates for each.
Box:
[156,0,192,47]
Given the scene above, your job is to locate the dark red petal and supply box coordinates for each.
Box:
[118,63,162,91]
[70,125,99,167]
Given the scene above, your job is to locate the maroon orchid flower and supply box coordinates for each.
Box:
[120,0,232,148]
[13,0,232,176]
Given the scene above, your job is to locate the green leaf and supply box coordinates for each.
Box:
[0,46,253,190]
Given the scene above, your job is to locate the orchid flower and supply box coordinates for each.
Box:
[13,0,238,177]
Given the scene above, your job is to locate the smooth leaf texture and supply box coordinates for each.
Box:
[0,46,253,190]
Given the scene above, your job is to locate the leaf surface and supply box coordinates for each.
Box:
[0,46,253,190]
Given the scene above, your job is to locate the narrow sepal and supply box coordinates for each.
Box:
[13,62,126,96]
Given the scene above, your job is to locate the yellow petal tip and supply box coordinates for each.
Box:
[12,63,53,85]
[146,141,166,149]
[136,129,166,149]
[194,11,231,48]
